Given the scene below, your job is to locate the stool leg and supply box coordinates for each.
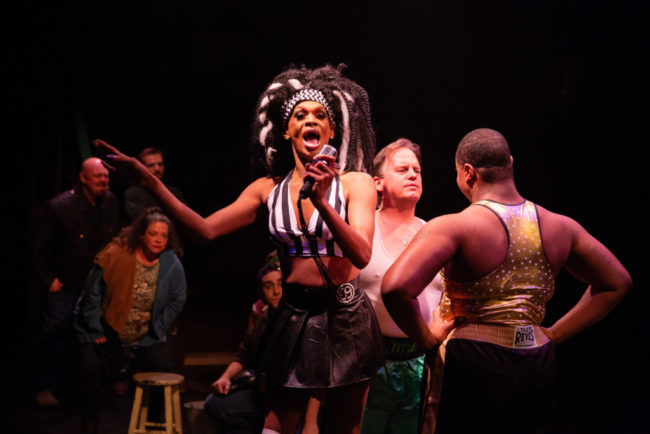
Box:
[164,385,174,434]
[172,385,183,434]
[128,385,143,434]
[139,386,150,431]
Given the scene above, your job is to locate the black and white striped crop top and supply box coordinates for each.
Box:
[267,170,347,257]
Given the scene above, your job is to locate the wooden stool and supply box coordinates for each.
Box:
[128,372,184,434]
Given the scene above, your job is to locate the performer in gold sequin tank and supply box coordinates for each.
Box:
[382,128,631,434]
[439,199,555,327]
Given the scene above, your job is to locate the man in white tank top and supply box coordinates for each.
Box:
[360,139,442,434]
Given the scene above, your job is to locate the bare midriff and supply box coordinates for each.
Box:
[281,256,359,287]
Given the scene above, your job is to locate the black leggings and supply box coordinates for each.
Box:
[79,339,171,422]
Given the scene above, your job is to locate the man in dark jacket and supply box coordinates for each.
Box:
[31,157,121,407]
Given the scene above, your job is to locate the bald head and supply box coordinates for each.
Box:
[81,157,103,173]
[80,157,110,201]
[455,128,513,183]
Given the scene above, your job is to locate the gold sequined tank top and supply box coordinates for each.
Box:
[440,200,556,325]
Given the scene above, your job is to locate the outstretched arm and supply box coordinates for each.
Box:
[95,139,270,242]
[382,216,458,350]
[543,220,632,344]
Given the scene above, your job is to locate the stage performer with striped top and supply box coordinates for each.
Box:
[95,64,383,434]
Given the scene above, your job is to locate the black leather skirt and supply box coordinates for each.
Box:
[255,277,384,388]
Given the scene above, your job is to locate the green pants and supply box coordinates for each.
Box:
[361,355,425,434]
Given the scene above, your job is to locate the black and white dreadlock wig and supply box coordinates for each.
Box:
[250,64,376,178]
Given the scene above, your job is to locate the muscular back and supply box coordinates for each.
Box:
[442,205,510,282]
[382,195,631,347]
[443,202,600,286]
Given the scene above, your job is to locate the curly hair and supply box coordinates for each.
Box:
[250,64,376,177]
[117,207,183,258]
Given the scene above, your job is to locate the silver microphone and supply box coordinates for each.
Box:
[299,144,338,200]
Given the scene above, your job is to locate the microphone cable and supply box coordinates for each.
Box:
[297,196,337,292]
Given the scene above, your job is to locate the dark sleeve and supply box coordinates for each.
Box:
[151,255,187,339]
[30,203,57,289]
[107,193,124,236]
[124,187,147,222]
[169,185,187,205]
[234,311,268,369]
[74,265,107,343]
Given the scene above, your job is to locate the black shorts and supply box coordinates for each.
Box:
[255,277,384,388]
[435,338,556,434]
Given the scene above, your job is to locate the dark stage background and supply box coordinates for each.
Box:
[9,1,647,432]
